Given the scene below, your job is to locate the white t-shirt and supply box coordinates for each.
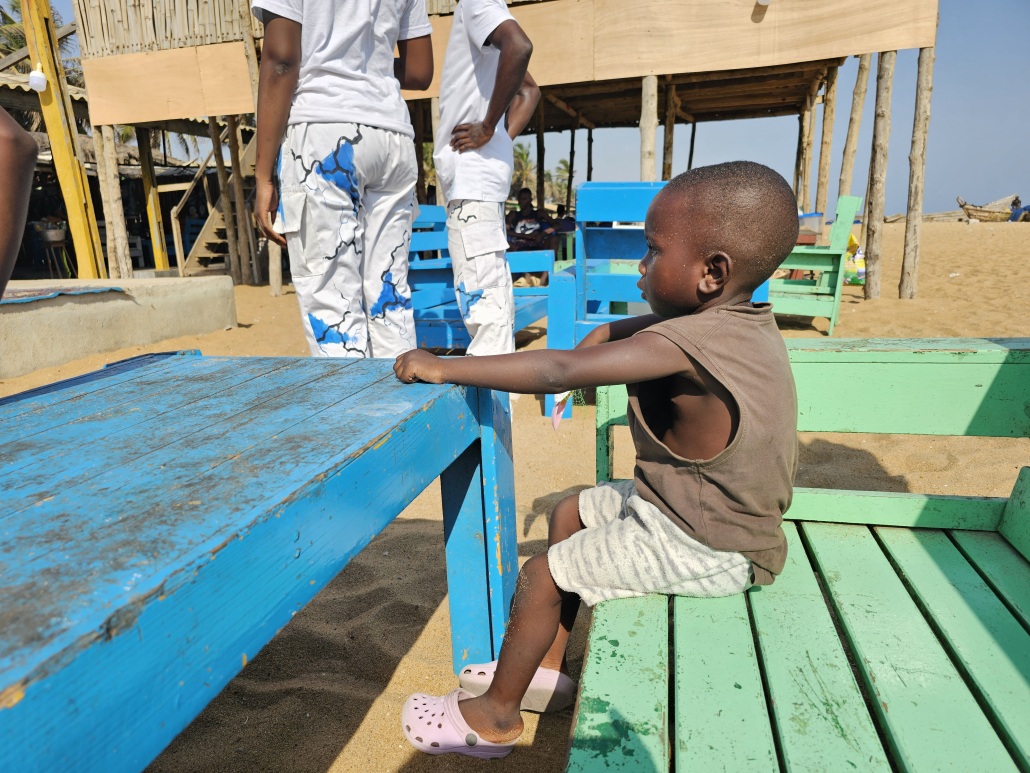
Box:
[434,0,515,204]
[252,0,432,139]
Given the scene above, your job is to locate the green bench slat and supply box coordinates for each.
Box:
[950,530,1030,630]
[567,595,669,773]
[673,594,777,772]
[749,523,890,772]
[788,488,1006,530]
[802,522,1018,773]
[877,527,1030,768]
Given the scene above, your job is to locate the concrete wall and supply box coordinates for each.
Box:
[0,277,236,378]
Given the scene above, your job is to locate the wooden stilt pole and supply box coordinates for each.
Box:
[268,240,283,297]
[136,127,170,271]
[794,113,804,198]
[864,50,896,300]
[815,66,838,219]
[430,97,442,205]
[536,98,546,208]
[566,115,578,211]
[839,53,871,198]
[20,0,105,278]
[102,126,132,279]
[899,46,935,300]
[587,127,593,182]
[687,122,696,170]
[413,100,427,205]
[639,75,658,182]
[662,83,676,181]
[208,117,242,284]
[93,128,118,278]
[801,107,816,212]
[238,0,261,107]
[227,116,256,285]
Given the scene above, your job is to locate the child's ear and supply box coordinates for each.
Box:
[699,252,732,295]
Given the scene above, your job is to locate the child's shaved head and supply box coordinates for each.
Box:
[663,161,799,291]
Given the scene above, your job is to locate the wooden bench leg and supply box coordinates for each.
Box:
[441,388,517,674]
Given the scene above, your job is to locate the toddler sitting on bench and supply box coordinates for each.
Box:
[393,160,800,759]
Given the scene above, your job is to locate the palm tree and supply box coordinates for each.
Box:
[509,141,534,198]
[423,142,436,187]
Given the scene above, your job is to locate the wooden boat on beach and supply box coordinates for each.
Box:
[957,195,1017,222]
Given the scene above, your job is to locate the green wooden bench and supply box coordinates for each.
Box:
[768,195,863,335]
[570,338,1030,772]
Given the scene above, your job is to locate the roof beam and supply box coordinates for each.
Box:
[544,93,596,129]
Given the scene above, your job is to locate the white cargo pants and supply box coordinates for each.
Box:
[275,123,418,358]
[446,200,515,356]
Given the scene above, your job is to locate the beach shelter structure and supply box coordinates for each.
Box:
[64,0,939,297]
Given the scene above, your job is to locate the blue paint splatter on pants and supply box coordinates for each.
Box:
[308,313,354,346]
[318,141,359,203]
[369,271,412,318]
[457,282,484,320]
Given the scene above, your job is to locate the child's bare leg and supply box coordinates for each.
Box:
[458,495,584,741]
[539,494,584,671]
[459,552,570,742]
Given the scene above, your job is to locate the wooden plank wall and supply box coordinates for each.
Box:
[403,0,938,100]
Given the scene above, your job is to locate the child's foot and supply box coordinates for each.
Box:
[401,689,521,759]
[458,660,577,712]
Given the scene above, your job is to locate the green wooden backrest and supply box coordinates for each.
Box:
[595,338,1030,535]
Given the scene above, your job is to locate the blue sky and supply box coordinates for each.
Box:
[51,0,1027,215]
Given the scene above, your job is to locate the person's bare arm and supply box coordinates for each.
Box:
[577,314,665,348]
[395,35,434,90]
[505,71,539,139]
[254,14,301,247]
[394,333,691,393]
[0,107,37,298]
[450,19,532,153]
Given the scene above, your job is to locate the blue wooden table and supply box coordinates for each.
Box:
[0,351,517,772]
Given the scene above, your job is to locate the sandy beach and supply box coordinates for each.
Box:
[3,221,1029,772]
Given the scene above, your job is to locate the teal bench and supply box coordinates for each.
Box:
[408,204,553,349]
[570,338,1030,772]
[769,195,863,335]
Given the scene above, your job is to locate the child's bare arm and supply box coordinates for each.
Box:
[0,107,36,298]
[578,314,666,348]
[394,333,691,393]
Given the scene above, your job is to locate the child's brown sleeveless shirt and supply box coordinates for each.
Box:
[627,303,798,585]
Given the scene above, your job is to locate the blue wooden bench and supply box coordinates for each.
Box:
[408,205,553,349]
[0,351,517,772]
[570,338,1030,772]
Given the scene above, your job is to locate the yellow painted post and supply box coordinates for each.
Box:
[20,0,105,278]
[136,127,170,271]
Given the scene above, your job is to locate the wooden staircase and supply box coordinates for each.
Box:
[181,135,258,277]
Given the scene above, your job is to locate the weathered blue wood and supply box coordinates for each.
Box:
[0,358,320,505]
[442,441,494,668]
[478,389,518,647]
[575,181,667,223]
[586,272,645,303]
[410,230,449,253]
[0,357,515,773]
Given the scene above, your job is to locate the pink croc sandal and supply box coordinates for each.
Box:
[458,660,577,713]
[401,688,517,759]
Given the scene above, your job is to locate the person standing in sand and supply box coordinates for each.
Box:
[434,0,540,357]
[252,0,434,358]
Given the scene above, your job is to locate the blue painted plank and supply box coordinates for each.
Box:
[581,227,647,263]
[410,231,449,252]
[442,441,494,670]
[508,250,554,273]
[417,321,471,349]
[575,182,666,223]
[413,204,447,225]
[411,286,454,310]
[0,359,347,513]
[0,354,196,434]
[478,390,518,648]
[1,375,484,773]
[586,273,644,303]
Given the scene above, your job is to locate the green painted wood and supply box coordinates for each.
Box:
[774,255,840,271]
[827,197,863,251]
[749,523,890,772]
[596,384,616,483]
[784,338,1030,362]
[803,522,1018,773]
[951,530,1030,631]
[877,527,1030,768]
[1000,467,1030,563]
[567,595,669,773]
[788,488,1006,530]
[673,594,777,772]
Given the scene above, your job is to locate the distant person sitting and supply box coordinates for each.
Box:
[1010,195,1028,222]
[506,187,557,252]
[554,204,576,232]
[0,107,37,299]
